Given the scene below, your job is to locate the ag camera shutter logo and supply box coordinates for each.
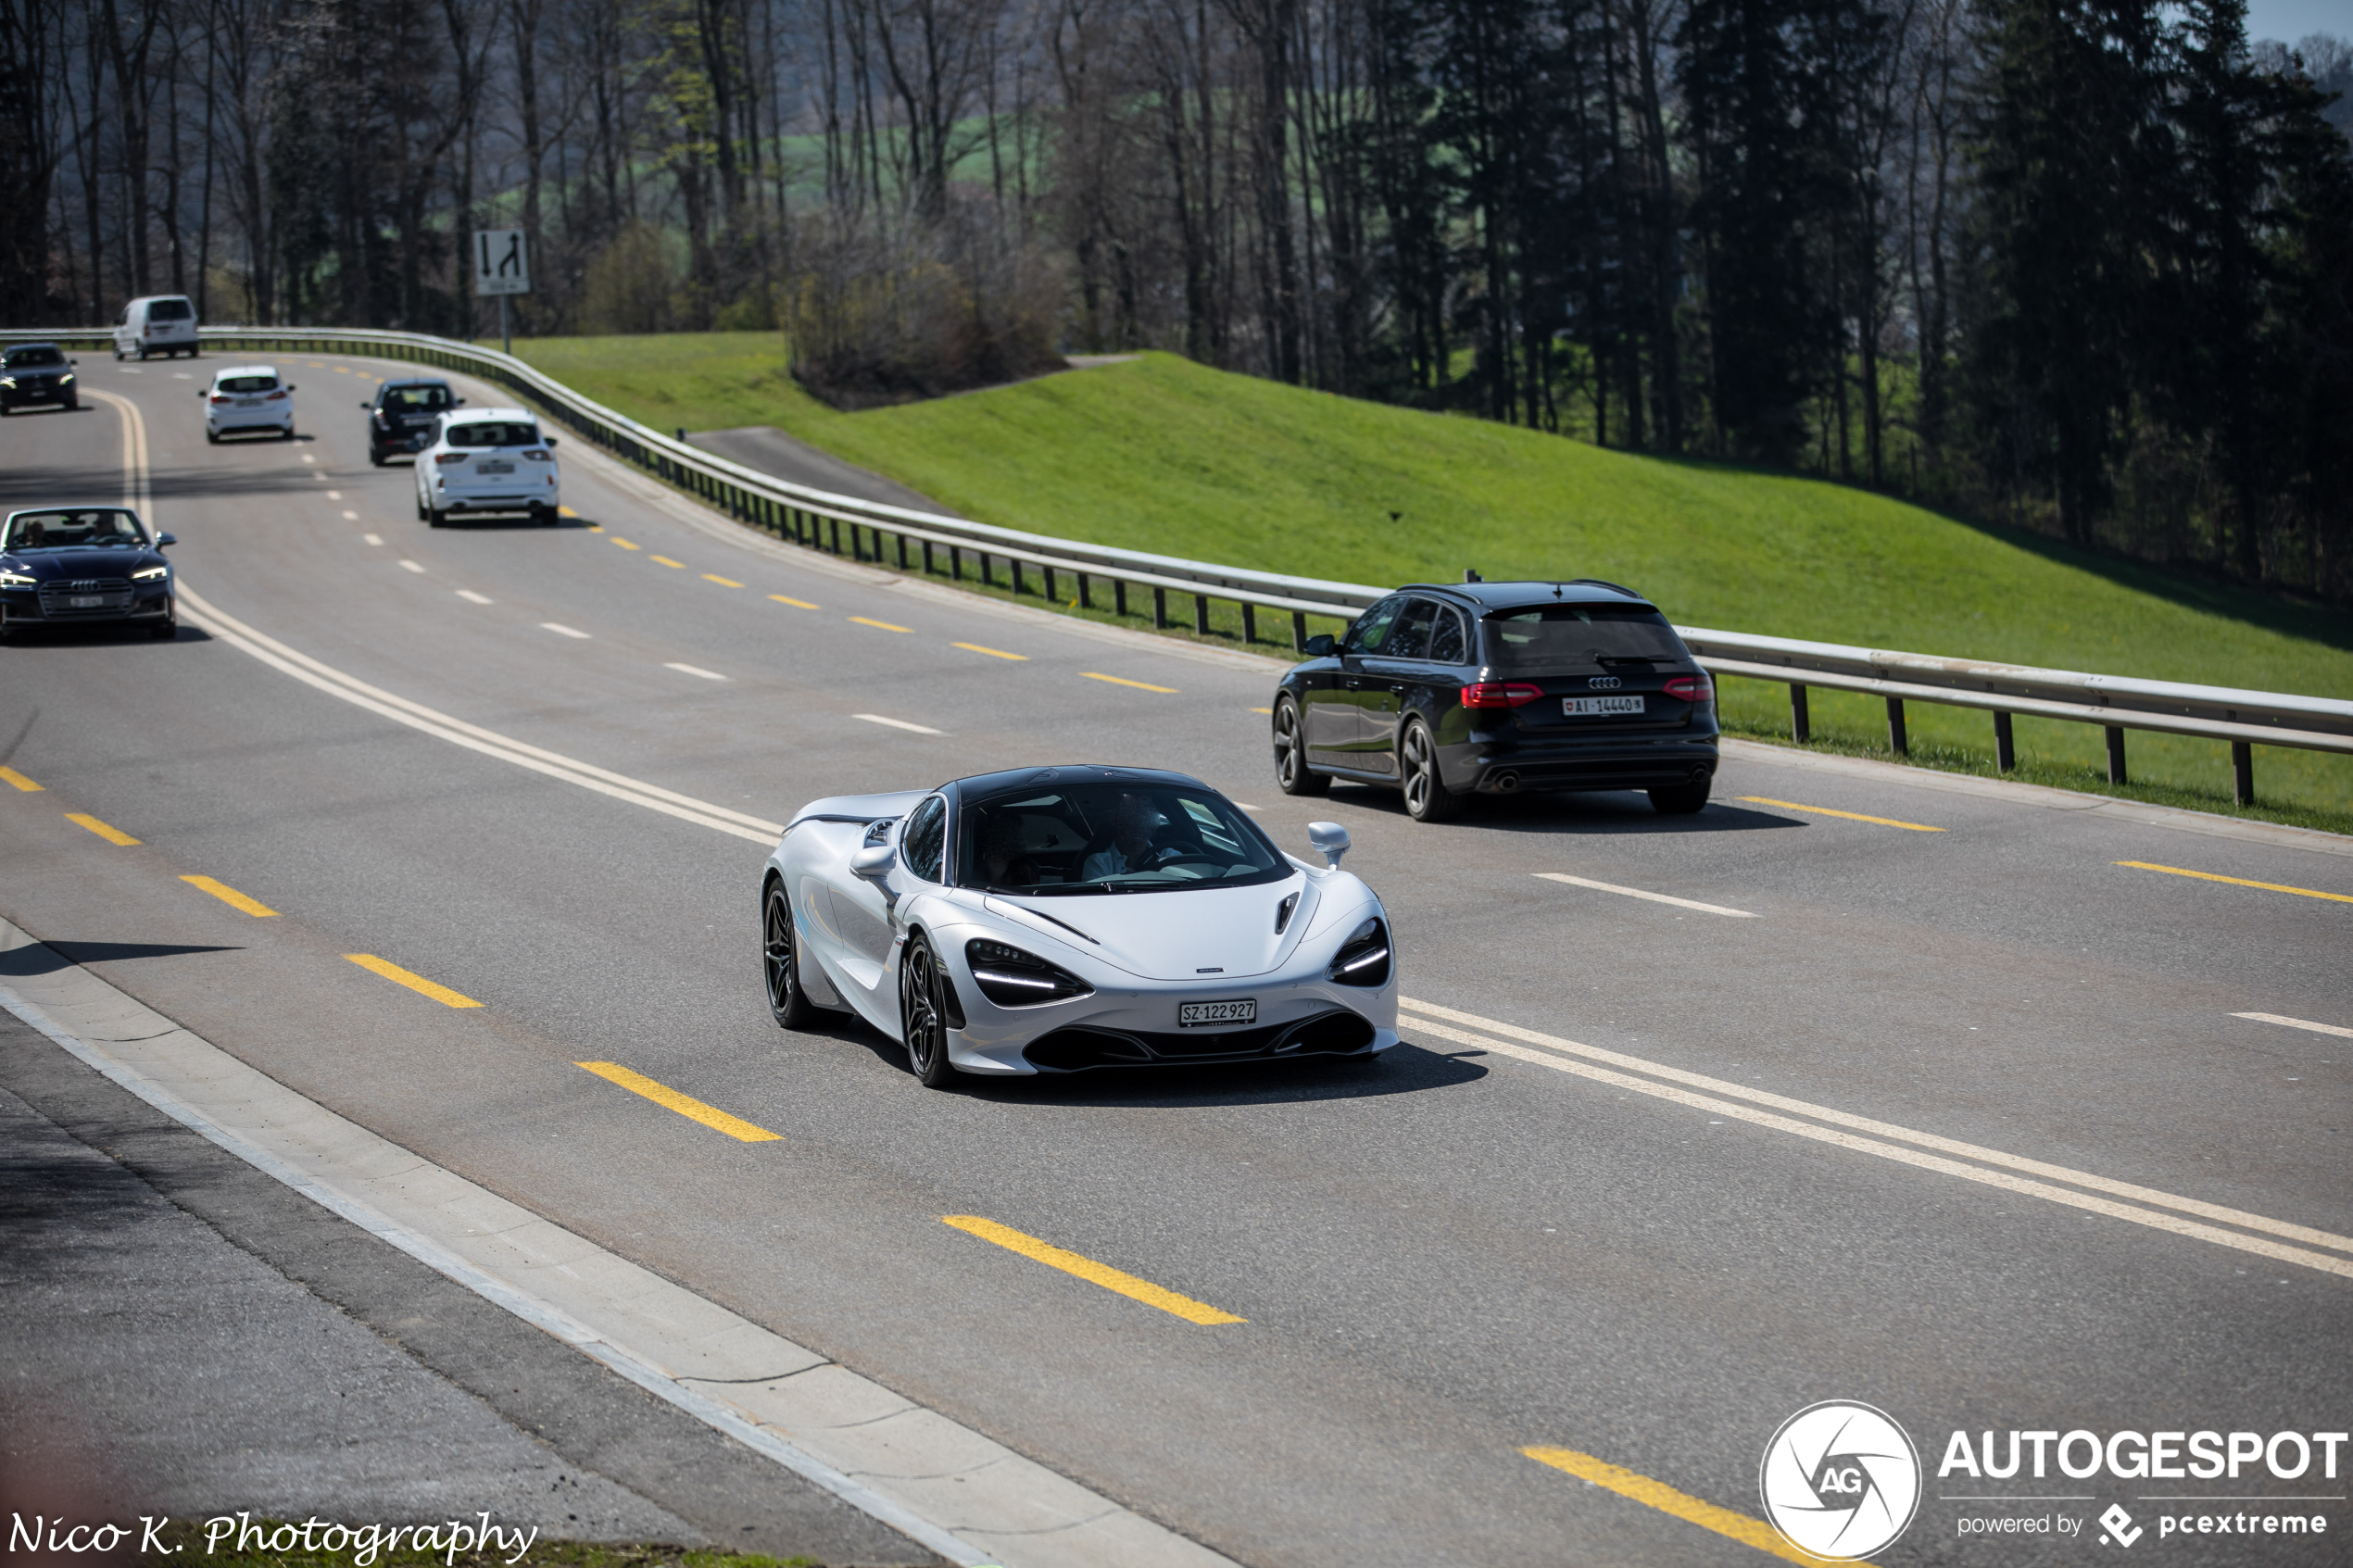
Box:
[1760,1400,1923,1560]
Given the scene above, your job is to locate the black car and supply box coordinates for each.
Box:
[363,379,462,465]
[1270,578,1719,821]
[0,344,80,413]
[0,508,178,642]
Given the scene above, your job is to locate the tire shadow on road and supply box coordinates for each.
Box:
[1320,781,1803,836]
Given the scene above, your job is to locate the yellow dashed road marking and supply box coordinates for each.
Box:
[344,953,483,1008]
[68,812,140,846]
[953,642,1026,660]
[1083,671,1177,694]
[577,1061,781,1142]
[1737,797,1944,833]
[182,875,280,917]
[942,1216,1244,1324]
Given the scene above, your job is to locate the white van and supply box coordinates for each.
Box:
[115,295,200,361]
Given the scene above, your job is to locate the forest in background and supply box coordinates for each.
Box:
[3,0,2349,601]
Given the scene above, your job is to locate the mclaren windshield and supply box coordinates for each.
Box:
[954,781,1290,894]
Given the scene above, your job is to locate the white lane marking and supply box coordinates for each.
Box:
[1533,872,1757,919]
[327,490,343,499]
[172,372,191,380]
[342,509,359,521]
[118,367,141,374]
[456,590,494,605]
[398,559,426,573]
[854,713,943,735]
[665,662,727,681]
[540,623,591,639]
[1400,996,2353,1265]
[174,588,780,842]
[362,533,383,546]
[2235,1011,2353,1039]
[300,454,314,463]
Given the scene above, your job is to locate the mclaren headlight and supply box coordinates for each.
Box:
[132,564,170,582]
[1327,917,1391,987]
[965,938,1093,1007]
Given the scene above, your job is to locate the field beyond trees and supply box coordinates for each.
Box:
[511,332,2353,827]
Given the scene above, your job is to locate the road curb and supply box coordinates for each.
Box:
[0,915,1240,1568]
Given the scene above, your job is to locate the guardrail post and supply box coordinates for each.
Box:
[2106,726,2127,784]
[1194,594,1211,635]
[2232,741,2254,805]
[1011,558,1025,596]
[950,546,963,580]
[1152,587,1167,629]
[1994,711,2016,771]
[1242,604,1257,645]
[852,525,866,562]
[896,533,909,571]
[1115,580,1128,616]
[980,553,994,587]
[1292,611,1307,653]
[829,517,842,556]
[923,539,935,574]
[1886,697,1908,757]
[1078,573,1092,609]
[1790,684,1810,743]
[1043,564,1057,602]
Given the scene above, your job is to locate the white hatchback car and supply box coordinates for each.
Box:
[200,365,296,442]
[413,408,562,525]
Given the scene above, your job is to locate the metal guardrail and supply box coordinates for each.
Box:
[14,323,2345,808]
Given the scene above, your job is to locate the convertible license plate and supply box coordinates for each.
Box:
[478,460,515,475]
[1178,998,1257,1028]
[69,596,105,608]
[1564,695,1645,717]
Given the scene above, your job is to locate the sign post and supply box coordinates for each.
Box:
[472,229,530,355]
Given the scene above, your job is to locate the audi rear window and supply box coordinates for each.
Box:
[446,421,538,447]
[384,384,452,410]
[1482,604,1689,671]
[146,299,195,320]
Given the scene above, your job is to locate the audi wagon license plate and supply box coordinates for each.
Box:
[69,596,104,608]
[1564,695,1645,716]
[1178,999,1257,1028]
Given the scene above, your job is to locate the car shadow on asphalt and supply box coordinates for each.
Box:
[1,626,216,648]
[950,1042,1486,1107]
[0,942,244,977]
[1323,782,1804,835]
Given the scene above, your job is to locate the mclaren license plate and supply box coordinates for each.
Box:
[1564,695,1645,717]
[1178,998,1257,1028]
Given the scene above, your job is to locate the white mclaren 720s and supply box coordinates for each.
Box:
[761,764,1398,1085]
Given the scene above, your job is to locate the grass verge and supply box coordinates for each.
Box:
[491,332,2352,827]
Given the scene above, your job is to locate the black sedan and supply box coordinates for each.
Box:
[1270,578,1719,821]
[0,344,80,413]
[0,508,178,643]
[363,379,463,465]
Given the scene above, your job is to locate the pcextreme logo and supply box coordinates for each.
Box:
[1760,1400,1924,1561]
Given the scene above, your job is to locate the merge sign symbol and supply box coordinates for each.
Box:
[475,229,530,296]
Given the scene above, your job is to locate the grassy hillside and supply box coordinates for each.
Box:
[505,333,2353,828]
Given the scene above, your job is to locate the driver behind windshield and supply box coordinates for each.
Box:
[3,510,147,551]
[1081,793,1182,881]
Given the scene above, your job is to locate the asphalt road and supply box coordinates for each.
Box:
[1,356,2347,1568]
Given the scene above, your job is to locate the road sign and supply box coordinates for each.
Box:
[474,230,530,296]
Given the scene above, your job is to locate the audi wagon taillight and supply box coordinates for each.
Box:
[1663,674,1715,704]
[1461,682,1544,709]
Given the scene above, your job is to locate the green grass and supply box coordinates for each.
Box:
[499,332,2353,826]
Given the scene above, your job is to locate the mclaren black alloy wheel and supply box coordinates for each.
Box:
[1401,719,1462,822]
[763,882,821,1028]
[1273,696,1329,797]
[900,932,958,1088]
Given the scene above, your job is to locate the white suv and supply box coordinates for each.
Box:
[413,408,562,526]
[200,365,296,442]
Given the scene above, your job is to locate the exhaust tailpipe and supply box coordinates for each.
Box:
[1492,771,1520,794]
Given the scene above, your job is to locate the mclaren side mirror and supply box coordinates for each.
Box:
[1307,822,1350,870]
[1303,633,1337,658]
[850,843,897,883]
[156,533,176,547]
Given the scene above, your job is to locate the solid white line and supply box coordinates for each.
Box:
[2234,1011,2353,1039]
[1533,872,1756,918]
[665,661,727,681]
[854,713,943,734]
[0,975,998,1568]
[399,559,425,573]
[362,533,383,546]
[456,589,493,605]
[1399,996,2353,1265]
[540,622,591,639]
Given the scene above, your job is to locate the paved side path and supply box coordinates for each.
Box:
[687,427,956,517]
[0,1009,936,1564]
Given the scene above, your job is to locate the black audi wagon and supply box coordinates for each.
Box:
[363,379,462,465]
[1269,579,1719,821]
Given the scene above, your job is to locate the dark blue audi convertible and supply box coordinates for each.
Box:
[0,508,178,642]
